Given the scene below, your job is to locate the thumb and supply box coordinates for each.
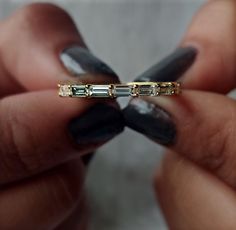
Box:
[123,1,236,186]
[124,90,236,188]
[134,0,236,93]
[180,0,236,92]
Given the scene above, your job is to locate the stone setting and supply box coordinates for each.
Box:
[89,85,111,97]
[160,83,175,95]
[71,85,87,97]
[58,84,72,97]
[114,85,132,97]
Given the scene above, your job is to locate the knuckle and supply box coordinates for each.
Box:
[11,3,77,39]
[200,125,227,171]
[180,107,235,174]
[0,2,80,55]
[0,99,37,182]
[42,164,83,214]
[198,108,236,175]
[18,3,70,19]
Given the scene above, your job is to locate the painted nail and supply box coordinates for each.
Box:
[135,47,197,82]
[60,46,118,79]
[69,104,125,145]
[123,98,176,145]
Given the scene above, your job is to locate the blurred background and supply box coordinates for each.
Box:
[0,0,204,229]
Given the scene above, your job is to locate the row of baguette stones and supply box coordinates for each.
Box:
[59,82,180,97]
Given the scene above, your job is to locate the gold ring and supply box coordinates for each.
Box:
[58,82,181,98]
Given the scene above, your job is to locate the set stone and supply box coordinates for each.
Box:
[59,85,72,97]
[72,85,87,97]
[114,85,132,97]
[160,83,175,95]
[90,85,110,97]
[138,84,157,96]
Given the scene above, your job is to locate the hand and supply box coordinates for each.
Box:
[123,0,236,229]
[0,3,124,230]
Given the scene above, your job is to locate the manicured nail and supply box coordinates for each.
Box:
[123,98,176,145]
[60,46,118,79]
[135,47,197,82]
[69,104,125,145]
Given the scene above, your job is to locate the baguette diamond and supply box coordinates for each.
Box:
[114,85,131,97]
[71,85,87,97]
[90,85,111,97]
[139,84,160,96]
[160,83,175,95]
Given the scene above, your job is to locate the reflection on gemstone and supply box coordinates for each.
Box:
[114,85,131,97]
[72,85,87,97]
[138,85,153,96]
[90,85,110,97]
[160,83,175,95]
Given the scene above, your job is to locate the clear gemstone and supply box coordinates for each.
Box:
[160,83,175,95]
[90,85,110,97]
[71,85,87,97]
[59,85,72,97]
[138,85,154,96]
[114,85,131,97]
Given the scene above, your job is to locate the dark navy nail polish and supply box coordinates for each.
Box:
[69,104,125,146]
[123,98,176,145]
[60,46,118,79]
[135,47,197,82]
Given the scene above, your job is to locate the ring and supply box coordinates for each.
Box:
[58,82,181,98]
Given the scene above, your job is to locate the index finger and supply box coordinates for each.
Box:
[0,3,119,97]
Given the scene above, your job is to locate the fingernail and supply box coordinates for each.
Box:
[60,46,118,79]
[69,104,125,145]
[123,98,176,145]
[135,47,197,82]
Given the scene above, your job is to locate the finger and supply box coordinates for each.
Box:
[180,0,236,91]
[0,160,84,230]
[55,197,88,230]
[0,90,124,184]
[0,3,119,96]
[124,91,236,187]
[134,0,236,93]
[155,152,236,230]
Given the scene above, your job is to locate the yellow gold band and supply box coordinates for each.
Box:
[58,82,181,98]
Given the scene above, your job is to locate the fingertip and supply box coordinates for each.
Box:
[179,0,236,92]
[0,160,84,230]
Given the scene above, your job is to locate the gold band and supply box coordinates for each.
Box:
[58,82,181,98]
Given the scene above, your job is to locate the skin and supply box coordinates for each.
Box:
[0,3,112,230]
[154,0,236,229]
[0,0,235,229]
